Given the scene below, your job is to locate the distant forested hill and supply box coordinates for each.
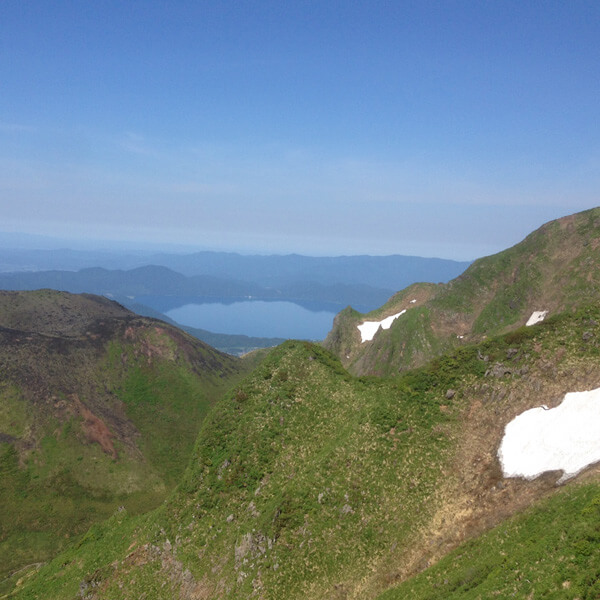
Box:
[0,252,470,314]
[0,246,470,293]
[141,252,471,289]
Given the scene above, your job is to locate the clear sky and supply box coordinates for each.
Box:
[1,1,599,259]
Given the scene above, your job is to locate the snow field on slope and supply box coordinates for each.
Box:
[526,310,548,326]
[357,310,407,343]
[498,387,600,483]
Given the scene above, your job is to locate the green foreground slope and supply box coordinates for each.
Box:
[0,291,248,586]
[10,303,600,599]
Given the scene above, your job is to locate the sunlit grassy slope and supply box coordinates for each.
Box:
[378,481,600,600]
[10,302,600,599]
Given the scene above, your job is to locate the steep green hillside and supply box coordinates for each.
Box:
[10,302,600,599]
[0,291,248,585]
[325,207,600,375]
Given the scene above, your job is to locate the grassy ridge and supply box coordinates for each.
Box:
[326,207,600,376]
[9,341,461,599]
[147,341,457,599]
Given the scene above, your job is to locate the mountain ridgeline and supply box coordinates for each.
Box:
[0,255,471,318]
[4,208,600,599]
[0,250,470,294]
[325,207,600,375]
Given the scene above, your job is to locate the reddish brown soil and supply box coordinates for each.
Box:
[71,394,118,459]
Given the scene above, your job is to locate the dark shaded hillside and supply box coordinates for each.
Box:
[0,266,396,314]
[325,207,600,375]
[10,302,600,599]
[143,252,471,289]
[0,290,248,583]
[0,289,131,336]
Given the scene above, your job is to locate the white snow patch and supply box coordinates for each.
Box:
[498,387,600,483]
[357,310,407,343]
[526,310,548,326]
[410,299,417,304]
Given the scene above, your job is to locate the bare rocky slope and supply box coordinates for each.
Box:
[324,207,600,376]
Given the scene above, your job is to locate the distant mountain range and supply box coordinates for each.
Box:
[0,264,397,312]
[0,246,471,292]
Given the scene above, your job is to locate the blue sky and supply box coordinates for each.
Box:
[1,1,599,259]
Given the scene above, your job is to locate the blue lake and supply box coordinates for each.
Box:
[165,300,337,340]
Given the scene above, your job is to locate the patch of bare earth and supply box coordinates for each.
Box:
[71,394,118,459]
[558,214,576,230]
[430,309,473,341]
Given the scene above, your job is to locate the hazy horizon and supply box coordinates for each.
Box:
[0,228,477,261]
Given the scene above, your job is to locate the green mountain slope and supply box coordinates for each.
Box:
[10,301,600,599]
[0,290,248,584]
[324,207,600,375]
